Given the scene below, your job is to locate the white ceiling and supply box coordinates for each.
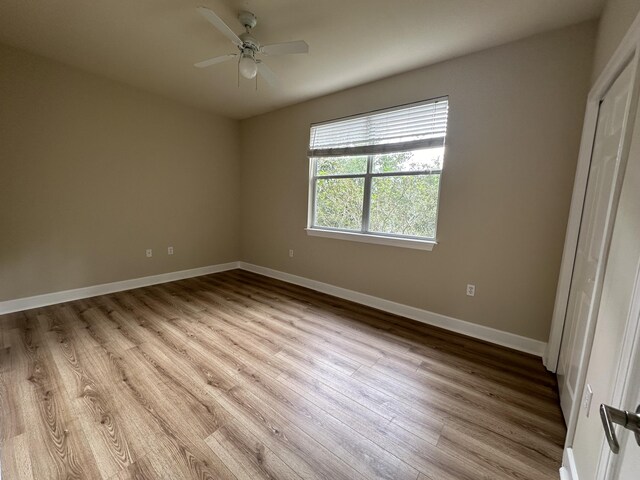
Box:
[0,0,604,119]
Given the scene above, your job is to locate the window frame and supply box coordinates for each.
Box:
[306,98,447,251]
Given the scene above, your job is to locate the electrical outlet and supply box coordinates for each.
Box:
[289,249,294,258]
[466,284,476,297]
[146,249,153,258]
[583,384,593,417]
[168,246,174,255]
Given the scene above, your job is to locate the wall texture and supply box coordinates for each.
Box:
[1,21,599,344]
[591,0,640,82]
[0,43,240,301]
[239,22,597,342]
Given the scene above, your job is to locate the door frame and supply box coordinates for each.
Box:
[545,12,640,442]
[545,12,640,374]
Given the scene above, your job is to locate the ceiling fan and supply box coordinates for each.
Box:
[194,6,309,86]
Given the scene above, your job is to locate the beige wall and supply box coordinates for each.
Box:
[239,22,596,342]
[0,43,240,301]
[0,21,598,344]
[592,0,640,82]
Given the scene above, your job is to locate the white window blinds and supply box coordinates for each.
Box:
[308,97,449,158]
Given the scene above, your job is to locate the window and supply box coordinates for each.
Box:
[307,97,448,250]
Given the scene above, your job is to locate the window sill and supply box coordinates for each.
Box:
[305,228,436,251]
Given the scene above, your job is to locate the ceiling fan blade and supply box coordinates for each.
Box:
[261,40,309,56]
[194,53,238,68]
[197,6,242,47]
[257,61,279,87]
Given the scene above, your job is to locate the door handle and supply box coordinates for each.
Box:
[599,404,640,454]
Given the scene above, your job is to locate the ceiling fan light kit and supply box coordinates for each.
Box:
[239,52,258,79]
[194,6,309,87]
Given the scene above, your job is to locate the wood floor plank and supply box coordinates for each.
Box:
[16,310,103,479]
[274,349,521,480]
[105,346,237,480]
[80,305,140,353]
[70,349,160,479]
[276,365,441,446]
[121,346,227,442]
[41,307,137,479]
[182,284,363,376]
[275,346,448,438]
[0,434,35,480]
[353,364,565,445]
[198,275,408,367]
[206,420,303,480]
[174,317,284,380]
[109,432,236,480]
[0,311,25,335]
[437,420,559,479]
[216,385,370,480]
[272,366,509,479]
[0,269,565,479]
[64,302,237,480]
[208,272,420,357]
[228,270,555,385]
[236,367,420,480]
[0,329,27,442]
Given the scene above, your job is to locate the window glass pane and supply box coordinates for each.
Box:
[314,178,364,230]
[369,174,440,238]
[315,156,368,176]
[372,147,444,173]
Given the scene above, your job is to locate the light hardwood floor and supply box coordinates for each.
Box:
[0,269,566,479]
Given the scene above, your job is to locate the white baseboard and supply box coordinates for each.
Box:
[237,262,547,357]
[560,448,578,480]
[0,260,547,357]
[0,262,240,315]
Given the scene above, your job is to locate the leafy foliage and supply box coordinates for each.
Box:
[316,156,367,176]
[315,177,364,230]
[369,175,439,238]
[372,147,443,173]
[313,150,443,238]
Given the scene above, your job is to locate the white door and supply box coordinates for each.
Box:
[557,61,635,427]
[610,379,640,479]
[569,70,640,480]
[594,96,640,480]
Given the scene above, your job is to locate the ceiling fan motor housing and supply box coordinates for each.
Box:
[239,32,260,52]
[238,11,257,30]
